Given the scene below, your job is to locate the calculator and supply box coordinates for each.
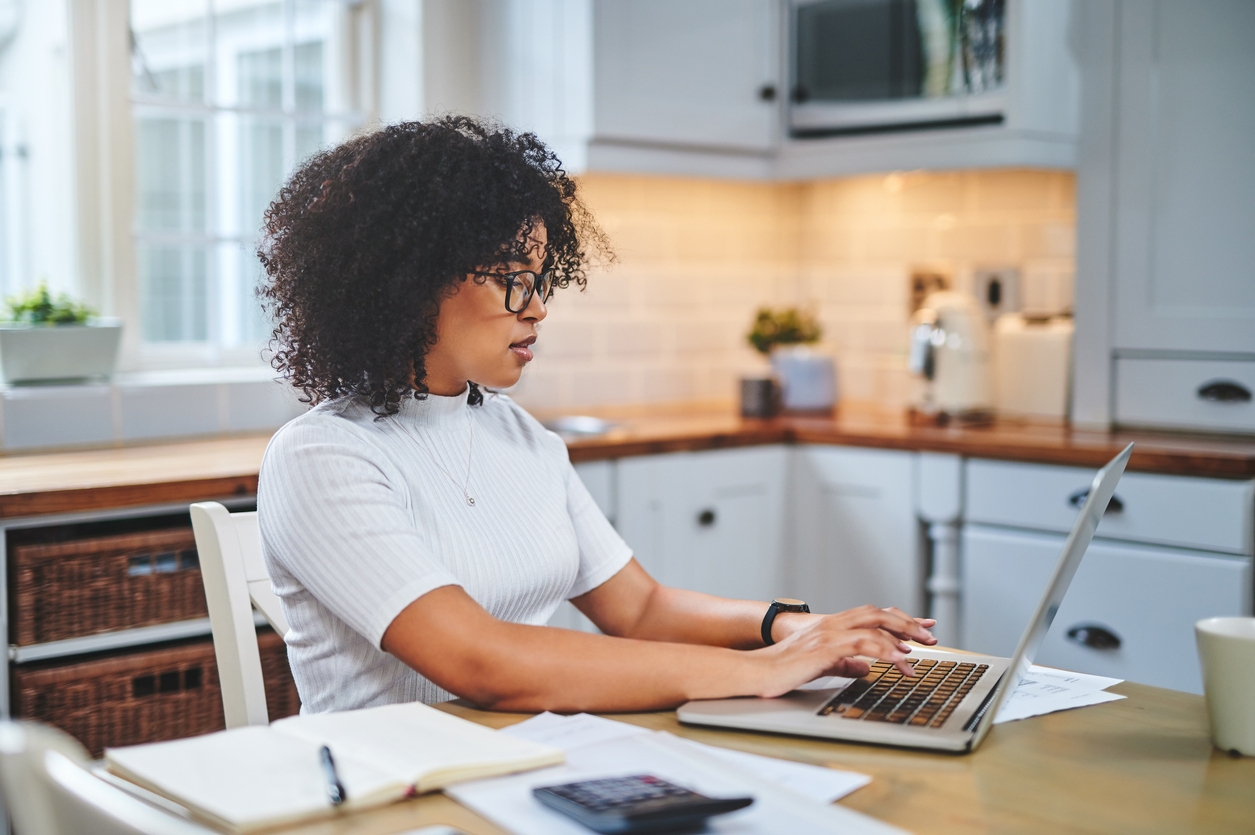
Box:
[532,774,753,833]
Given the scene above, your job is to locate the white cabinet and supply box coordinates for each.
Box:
[789,446,922,616]
[962,525,1250,694]
[1110,1,1255,356]
[960,457,1255,692]
[965,458,1254,556]
[616,446,788,601]
[592,0,781,154]
[586,0,1077,179]
[1073,0,1255,429]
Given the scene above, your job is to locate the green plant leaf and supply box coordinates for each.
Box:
[3,280,95,325]
[746,306,822,354]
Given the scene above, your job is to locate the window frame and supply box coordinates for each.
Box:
[70,0,379,373]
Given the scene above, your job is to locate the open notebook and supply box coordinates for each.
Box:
[105,702,564,833]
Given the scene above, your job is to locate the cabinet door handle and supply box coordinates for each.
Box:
[1196,380,1252,403]
[1066,623,1122,650]
[758,84,777,102]
[697,509,717,527]
[1067,489,1124,514]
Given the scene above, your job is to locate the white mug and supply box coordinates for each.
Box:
[1194,616,1255,756]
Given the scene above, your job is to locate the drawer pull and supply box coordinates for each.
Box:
[697,509,717,527]
[1067,489,1124,514]
[1066,623,1122,650]
[1196,380,1252,403]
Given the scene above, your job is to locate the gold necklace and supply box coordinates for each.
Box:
[392,408,476,507]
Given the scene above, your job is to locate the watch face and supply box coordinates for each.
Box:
[774,598,806,608]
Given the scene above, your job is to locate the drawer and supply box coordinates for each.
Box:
[12,632,299,757]
[966,458,1253,555]
[1115,357,1255,434]
[12,527,208,645]
[961,526,1251,694]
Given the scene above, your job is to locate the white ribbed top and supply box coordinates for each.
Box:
[257,388,633,713]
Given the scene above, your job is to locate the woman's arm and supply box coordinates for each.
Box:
[381,579,935,713]
[573,558,935,653]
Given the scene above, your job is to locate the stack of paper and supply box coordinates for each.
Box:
[446,712,897,835]
[994,665,1125,724]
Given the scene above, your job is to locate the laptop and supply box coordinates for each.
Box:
[678,443,1135,754]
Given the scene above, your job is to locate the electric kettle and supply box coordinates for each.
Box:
[908,290,992,418]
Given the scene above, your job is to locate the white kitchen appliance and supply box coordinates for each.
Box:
[907,290,992,418]
[992,314,1073,420]
[678,444,1134,753]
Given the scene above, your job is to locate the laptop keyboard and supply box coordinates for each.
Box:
[817,658,989,728]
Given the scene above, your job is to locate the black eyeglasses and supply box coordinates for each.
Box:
[473,270,555,313]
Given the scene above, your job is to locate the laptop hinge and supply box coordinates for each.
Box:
[962,673,1005,732]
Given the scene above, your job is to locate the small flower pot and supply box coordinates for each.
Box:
[0,319,123,385]
[770,344,837,412]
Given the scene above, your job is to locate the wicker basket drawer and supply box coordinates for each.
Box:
[12,527,209,645]
[13,632,300,758]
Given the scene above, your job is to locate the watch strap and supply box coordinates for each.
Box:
[761,599,811,646]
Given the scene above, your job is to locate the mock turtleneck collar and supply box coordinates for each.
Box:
[393,386,471,428]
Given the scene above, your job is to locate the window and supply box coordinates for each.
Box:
[0,103,18,296]
[128,0,366,359]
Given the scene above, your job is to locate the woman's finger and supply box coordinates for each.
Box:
[836,606,935,643]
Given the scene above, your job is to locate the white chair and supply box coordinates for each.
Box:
[0,720,210,835]
[189,502,290,729]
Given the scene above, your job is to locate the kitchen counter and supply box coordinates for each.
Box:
[554,401,1255,479]
[2,401,1254,518]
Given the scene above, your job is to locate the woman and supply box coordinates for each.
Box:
[257,117,935,715]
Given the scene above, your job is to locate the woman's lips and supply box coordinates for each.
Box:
[510,336,536,362]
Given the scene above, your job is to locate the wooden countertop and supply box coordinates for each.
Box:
[265,681,1254,835]
[556,401,1255,479]
[2,401,1254,519]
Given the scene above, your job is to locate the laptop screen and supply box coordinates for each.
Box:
[970,443,1134,746]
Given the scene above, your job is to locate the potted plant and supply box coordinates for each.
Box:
[746,306,836,412]
[0,282,123,384]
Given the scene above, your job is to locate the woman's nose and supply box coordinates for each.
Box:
[521,288,547,321]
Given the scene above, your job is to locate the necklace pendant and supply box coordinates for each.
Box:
[466,496,476,507]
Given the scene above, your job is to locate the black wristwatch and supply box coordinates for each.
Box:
[761,598,810,646]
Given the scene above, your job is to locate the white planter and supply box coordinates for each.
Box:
[0,319,123,384]
[770,345,837,411]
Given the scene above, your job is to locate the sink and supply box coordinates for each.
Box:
[541,416,618,439]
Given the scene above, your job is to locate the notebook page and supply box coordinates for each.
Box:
[105,726,399,831]
[272,703,563,791]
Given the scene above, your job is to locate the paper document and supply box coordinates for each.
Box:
[994,665,1126,724]
[446,731,903,835]
[501,712,870,804]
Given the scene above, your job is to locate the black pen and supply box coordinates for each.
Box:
[319,744,347,806]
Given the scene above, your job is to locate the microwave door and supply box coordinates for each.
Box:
[789,0,1006,136]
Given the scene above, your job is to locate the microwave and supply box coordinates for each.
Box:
[789,0,1007,137]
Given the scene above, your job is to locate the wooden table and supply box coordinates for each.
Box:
[271,681,1253,835]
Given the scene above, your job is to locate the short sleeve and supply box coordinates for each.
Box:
[258,419,462,649]
[564,462,634,598]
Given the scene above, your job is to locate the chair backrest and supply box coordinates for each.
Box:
[0,721,209,835]
[189,502,289,729]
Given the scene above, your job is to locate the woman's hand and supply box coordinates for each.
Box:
[747,606,938,699]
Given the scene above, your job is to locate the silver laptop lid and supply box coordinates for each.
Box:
[969,443,1134,747]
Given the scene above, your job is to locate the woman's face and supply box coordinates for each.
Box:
[423,223,549,396]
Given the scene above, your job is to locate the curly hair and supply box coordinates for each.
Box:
[258,116,606,416]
